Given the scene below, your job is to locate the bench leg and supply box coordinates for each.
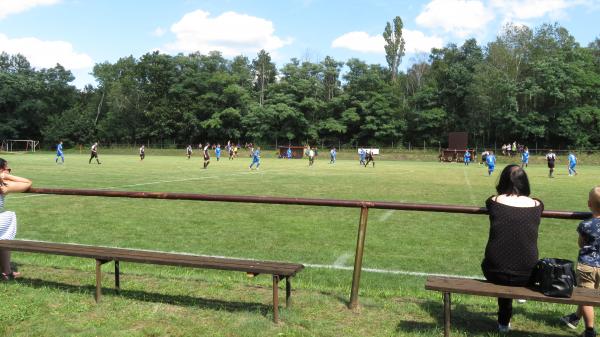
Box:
[285,277,291,308]
[443,292,451,337]
[273,275,280,323]
[95,259,102,303]
[114,260,120,294]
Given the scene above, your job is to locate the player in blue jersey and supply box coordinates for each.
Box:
[359,148,366,166]
[486,151,496,176]
[286,147,292,159]
[249,147,261,170]
[521,147,529,168]
[215,144,221,161]
[55,141,64,164]
[464,149,471,166]
[568,152,578,176]
[330,148,336,164]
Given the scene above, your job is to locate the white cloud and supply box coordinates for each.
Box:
[165,10,292,57]
[404,30,444,53]
[0,33,93,69]
[416,0,495,37]
[332,31,383,53]
[153,27,166,37]
[331,30,443,54]
[490,0,582,20]
[0,0,60,19]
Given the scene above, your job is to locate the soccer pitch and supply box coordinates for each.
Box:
[0,152,594,336]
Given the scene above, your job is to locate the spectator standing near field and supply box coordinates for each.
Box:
[568,152,578,176]
[55,141,64,164]
[546,149,557,178]
[0,158,32,280]
[561,186,600,337]
[482,165,543,333]
[89,142,101,164]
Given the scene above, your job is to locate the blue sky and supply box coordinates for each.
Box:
[0,0,598,88]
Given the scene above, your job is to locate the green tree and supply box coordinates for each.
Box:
[383,16,406,82]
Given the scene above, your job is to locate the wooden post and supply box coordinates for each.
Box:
[114,260,120,294]
[285,277,291,307]
[443,292,451,337]
[349,206,369,309]
[273,275,280,323]
[95,259,102,303]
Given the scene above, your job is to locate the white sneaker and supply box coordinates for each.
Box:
[498,323,511,333]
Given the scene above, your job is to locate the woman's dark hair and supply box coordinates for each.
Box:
[0,158,6,170]
[496,164,531,196]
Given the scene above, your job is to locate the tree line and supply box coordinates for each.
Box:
[1,20,599,149]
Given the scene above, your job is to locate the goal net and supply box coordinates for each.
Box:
[0,139,39,153]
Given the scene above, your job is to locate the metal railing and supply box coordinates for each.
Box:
[25,187,591,309]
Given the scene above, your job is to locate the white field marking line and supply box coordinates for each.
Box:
[333,252,353,267]
[8,169,288,201]
[379,210,395,222]
[463,168,476,205]
[15,238,483,279]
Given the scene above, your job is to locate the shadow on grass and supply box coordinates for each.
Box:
[15,277,272,317]
[396,299,575,337]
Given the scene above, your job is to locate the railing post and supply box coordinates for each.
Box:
[349,206,369,309]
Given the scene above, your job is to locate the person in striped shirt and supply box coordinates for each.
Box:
[0,158,32,280]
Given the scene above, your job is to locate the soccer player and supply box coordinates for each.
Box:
[203,143,210,169]
[286,147,292,159]
[568,152,578,176]
[89,142,101,164]
[308,147,315,166]
[55,141,64,164]
[546,149,557,178]
[464,149,471,166]
[233,145,238,158]
[486,151,496,176]
[249,146,261,170]
[521,147,529,168]
[481,149,489,166]
[330,148,336,164]
[215,144,221,161]
[364,150,375,167]
[139,145,145,161]
[186,145,193,159]
[359,148,366,166]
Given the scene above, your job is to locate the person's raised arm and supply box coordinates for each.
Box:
[0,173,32,193]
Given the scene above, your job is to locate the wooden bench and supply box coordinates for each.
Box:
[426,276,600,336]
[0,240,304,323]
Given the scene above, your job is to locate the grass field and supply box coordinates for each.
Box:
[0,151,596,337]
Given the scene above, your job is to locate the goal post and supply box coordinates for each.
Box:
[0,139,39,153]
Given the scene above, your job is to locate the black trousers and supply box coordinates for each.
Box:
[482,267,531,326]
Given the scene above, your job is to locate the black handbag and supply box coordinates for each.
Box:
[531,258,577,298]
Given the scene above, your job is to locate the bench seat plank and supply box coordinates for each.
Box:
[426,276,600,306]
[0,240,303,276]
